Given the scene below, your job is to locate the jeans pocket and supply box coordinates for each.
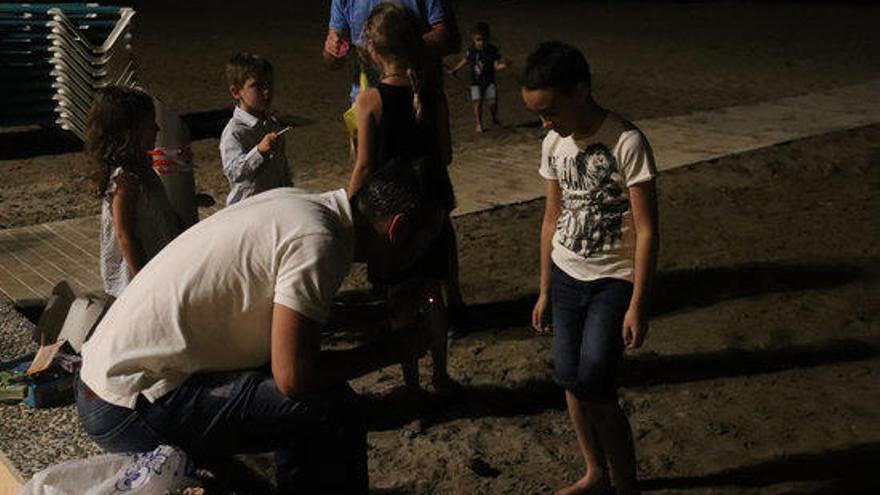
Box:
[77,396,119,430]
[90,408,139,443]
[92,410,163,453]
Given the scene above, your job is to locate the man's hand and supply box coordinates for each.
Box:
[622,307,648,350]
[324,29,351,59]
[258,132,279,154]
[531,294,551,334]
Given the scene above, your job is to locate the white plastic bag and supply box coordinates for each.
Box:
[19,445,200,494]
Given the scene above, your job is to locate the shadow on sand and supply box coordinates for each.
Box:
[365,338,877,430]
[461,261,866,331]
[649,261,865,316]
[0,126,82,160]
[640,442,880,494]
[331,260,867,339]
[356,260,873,429]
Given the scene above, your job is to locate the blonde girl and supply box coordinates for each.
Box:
[349,2,461,394]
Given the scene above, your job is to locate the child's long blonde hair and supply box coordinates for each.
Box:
[85,86,155,197]
[362,2,432,123]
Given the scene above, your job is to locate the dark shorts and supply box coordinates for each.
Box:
[551,264,633,402]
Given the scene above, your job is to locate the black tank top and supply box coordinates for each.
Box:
[374,82,436,171]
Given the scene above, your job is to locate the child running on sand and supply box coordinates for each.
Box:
[220,53,293,206]
[523,42,659,495]
[348,2,460,394]
[448,21,511,132]
[86,86,182,297]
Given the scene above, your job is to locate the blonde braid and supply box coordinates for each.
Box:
[406,67,424,123]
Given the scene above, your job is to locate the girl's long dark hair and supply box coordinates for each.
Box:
[85,86,155,197]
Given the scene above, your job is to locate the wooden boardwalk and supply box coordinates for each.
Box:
[0,80,877,302]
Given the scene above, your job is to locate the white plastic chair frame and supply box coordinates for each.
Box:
[47,29,131,66]
[45,7,134,55]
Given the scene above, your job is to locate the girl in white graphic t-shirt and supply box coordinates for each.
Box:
[86,87,182,297]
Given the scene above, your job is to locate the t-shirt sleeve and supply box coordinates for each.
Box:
[466,46,476,63]
[538,133,558,180]
[619,130,657,186]
[329,0,350,32]
[274,234,348,325]
[423,0,447,25]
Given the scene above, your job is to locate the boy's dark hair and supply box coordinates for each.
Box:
[521,41,591,94]
[353,156,456,224]
[471,22,489,38]
[225,52,273,88]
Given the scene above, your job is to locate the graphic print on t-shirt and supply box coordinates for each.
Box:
[554,143,630,257]
[468,45,500,87]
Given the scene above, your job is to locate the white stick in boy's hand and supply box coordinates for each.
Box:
[276,126,293,137]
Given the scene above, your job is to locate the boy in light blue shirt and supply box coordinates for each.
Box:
[220,53,292,206]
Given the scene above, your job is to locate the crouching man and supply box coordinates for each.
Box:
[76,156,454,494]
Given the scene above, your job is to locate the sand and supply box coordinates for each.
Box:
[338,125,879,494]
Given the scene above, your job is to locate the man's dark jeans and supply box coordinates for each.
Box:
[76,370,368,494]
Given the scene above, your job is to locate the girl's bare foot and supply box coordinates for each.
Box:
[554,470,608,495]
[475,124,484,133]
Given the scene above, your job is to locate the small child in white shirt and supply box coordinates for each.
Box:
[220,53,293,206]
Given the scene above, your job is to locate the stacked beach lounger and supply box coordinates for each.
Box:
[1,3,136,139]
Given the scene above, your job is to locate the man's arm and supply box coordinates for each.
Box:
[271,303,430,396]
[324,0,352,67]
[271,303,320,396]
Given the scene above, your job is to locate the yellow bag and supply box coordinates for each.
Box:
[343,70,370,138]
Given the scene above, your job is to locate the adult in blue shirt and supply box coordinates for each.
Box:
[323,0,460,102]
